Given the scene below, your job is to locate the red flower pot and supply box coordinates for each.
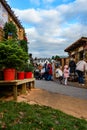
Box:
[3,68,15,80]
[17,72,25,79]
[25,72,33,78]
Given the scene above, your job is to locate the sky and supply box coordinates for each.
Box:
[7,0,87,58]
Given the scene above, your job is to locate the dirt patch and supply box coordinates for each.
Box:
[15,88,87,120]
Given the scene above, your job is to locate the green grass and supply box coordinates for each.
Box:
[0,101,87,130]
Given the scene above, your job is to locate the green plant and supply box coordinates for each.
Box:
[0,40,29,70]
[24,63,34,72]
[3,22,17,39]
[19,39,28,53]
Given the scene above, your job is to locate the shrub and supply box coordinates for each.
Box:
[0,40,29,70]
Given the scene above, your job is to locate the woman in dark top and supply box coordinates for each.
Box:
[69,58,76,81]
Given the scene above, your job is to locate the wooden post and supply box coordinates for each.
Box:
[30,82,32,89]
[61,58,64,68]
[32,81,35,88]
[13,85,17,101]
[21,83,26,94]
[27,82,31,90]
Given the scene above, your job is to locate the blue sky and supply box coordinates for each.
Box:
[7,0,75,9]
[7,0,87,58]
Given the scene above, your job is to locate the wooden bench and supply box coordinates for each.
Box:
[0,78,35,101]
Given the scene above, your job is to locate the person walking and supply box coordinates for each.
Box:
[69,57,76,81]
[55,65,63,84]
[76,58,87,86]
[47,63,52,81]
[63,65,69,85]
[52,60,55,80]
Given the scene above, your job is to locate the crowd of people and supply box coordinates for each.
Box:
[34,61,53,81]
[34,57,87,86]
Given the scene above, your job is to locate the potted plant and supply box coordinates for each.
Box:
[17,66,25,80]
[17,63,28,80]
[24,63,34,78]
[0,40,29,80]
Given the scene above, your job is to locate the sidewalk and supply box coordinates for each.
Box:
[35,79,87,99]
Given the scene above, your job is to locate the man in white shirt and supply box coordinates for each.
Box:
[76,58,87,86]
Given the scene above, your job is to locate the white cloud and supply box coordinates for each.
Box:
[42,0,55,4]
[29,0,40,6]
[13,0,87,58]
[13,8,42,23]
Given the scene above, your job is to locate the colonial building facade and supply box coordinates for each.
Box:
[0,0,25,41]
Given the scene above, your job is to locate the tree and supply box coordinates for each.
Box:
[52,55,60,60]
[3,22,17,39]
[55,55,60,60]
[52,56,55,59]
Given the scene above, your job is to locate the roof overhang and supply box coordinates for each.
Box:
[64,37,87,52]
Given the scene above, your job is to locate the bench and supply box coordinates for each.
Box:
[0,78,35,101]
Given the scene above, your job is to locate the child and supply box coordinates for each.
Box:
[55,65,63,84]
[63,65,69,85]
